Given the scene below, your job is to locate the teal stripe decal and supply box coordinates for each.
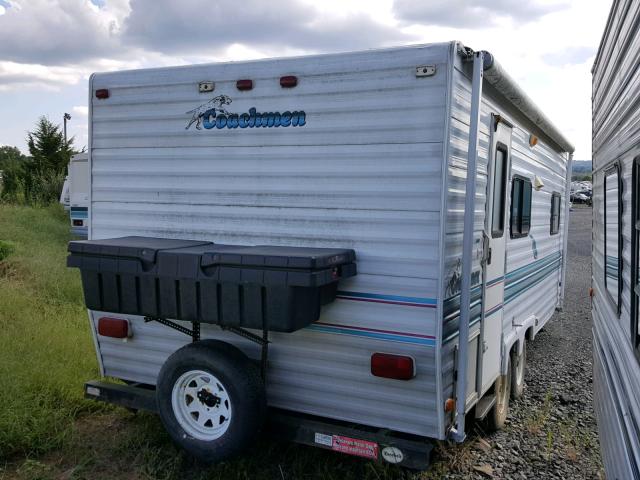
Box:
[306,324,436,346]
[443,251,562,343]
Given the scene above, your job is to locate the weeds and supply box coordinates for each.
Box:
[525,390,553,435]
[0,240,15,262]
[0,204,419,479]
[0,204,100,459]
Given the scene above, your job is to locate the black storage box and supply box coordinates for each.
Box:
[67,236,356,332]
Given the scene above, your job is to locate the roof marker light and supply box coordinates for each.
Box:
[95,89,109,99]
[280,75,298,88]
[236,79,253,91]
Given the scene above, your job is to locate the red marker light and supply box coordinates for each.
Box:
[236,79,253,91]
[371,353,415,380]
[95,89,109,99]
[280,75,298,88]
[98,317,130,338]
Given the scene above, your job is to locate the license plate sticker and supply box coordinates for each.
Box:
[331,435,379,459]
[314,432,333,447]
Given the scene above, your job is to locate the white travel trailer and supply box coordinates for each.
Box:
[68,153,89,237]
[72,42,573,468]
[59,176,70,210]
[592,0,640,477]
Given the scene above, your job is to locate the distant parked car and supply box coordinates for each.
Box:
[571,190,592,205]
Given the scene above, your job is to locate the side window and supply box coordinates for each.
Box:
[491,146,508,237]
[510,176,532,238]
[550,192,561,235]
[604,165,622,313]
[632,159,640,353]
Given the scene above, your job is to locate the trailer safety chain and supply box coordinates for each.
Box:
[144,317,201,342]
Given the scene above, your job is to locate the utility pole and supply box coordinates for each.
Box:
[63,113,71,145]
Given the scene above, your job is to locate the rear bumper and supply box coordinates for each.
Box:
[84,380,433,470]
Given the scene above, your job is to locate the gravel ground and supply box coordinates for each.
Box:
[432,206,604,479]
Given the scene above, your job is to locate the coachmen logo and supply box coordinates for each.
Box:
[381,446,404,464]
[185,95,306,131]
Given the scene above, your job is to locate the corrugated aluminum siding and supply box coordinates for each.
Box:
[88,43,452,438]
[592,0,640,475]
[441,56,568,425]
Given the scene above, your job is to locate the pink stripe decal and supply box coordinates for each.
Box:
[336,295,436,308]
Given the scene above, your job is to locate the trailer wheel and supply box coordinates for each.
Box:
[511,341,526,400]
[486,359,511,431]
[156,340,266,463]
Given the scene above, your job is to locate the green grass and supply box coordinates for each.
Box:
[0,204,101,458]
[0,204,439,479]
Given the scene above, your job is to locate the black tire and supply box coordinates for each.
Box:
[510,341,526,400]
[156,340,266,463]
[485,359,511,431]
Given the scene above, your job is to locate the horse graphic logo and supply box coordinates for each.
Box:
[185,95,232,130]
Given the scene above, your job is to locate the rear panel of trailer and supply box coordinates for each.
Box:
[88,43,455,439]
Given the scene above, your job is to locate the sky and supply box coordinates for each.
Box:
[0,0,612,160]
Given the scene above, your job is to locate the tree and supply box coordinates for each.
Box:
[0,146,27,202]
[26,116,75,176]
[0,146,26,166]
[22,117,76,204]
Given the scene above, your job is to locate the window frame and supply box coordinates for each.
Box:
[550,192,561,235]
[631,157,640,358]
[491,143,509,238]
[603,162,623,316]
[509,174,532,239]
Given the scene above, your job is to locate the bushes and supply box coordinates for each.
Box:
[0,117,79,206]
[23,169,66,206]
[0,240,15,261]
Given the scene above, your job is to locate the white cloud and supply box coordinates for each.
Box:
[394,0,569,28]
[0,0,128,65]
[72,105,88,117]
[0,0,615,159]
[0,61,82,90]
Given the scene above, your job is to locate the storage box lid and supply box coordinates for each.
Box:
[201,245,356,270]
[68,236,212,263]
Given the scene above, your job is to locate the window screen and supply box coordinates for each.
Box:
[604,165,621,312]
[550,192,561,235]
[510,176,532,238]
[633,159,640,353]
[491,147,508,237]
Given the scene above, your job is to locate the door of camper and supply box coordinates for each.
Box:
[479,116,512,394]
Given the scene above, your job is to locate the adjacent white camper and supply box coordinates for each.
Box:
[68,153,89,237]
[592,0,640,477]
[73,42,573,468]
[59,176,70,210]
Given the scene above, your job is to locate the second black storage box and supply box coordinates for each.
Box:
[68,236,356,332]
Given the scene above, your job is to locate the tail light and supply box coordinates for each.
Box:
[73,219,83,226]
[236,79,253,91]
[95,89,109,99]
[98,317,130,338]
[280,75,298,88]
[371,353,415,380]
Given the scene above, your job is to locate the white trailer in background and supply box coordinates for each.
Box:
[76,42,573,468]
[59,176,70,210]
[68,153,89,237]
[592,0,640,477]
